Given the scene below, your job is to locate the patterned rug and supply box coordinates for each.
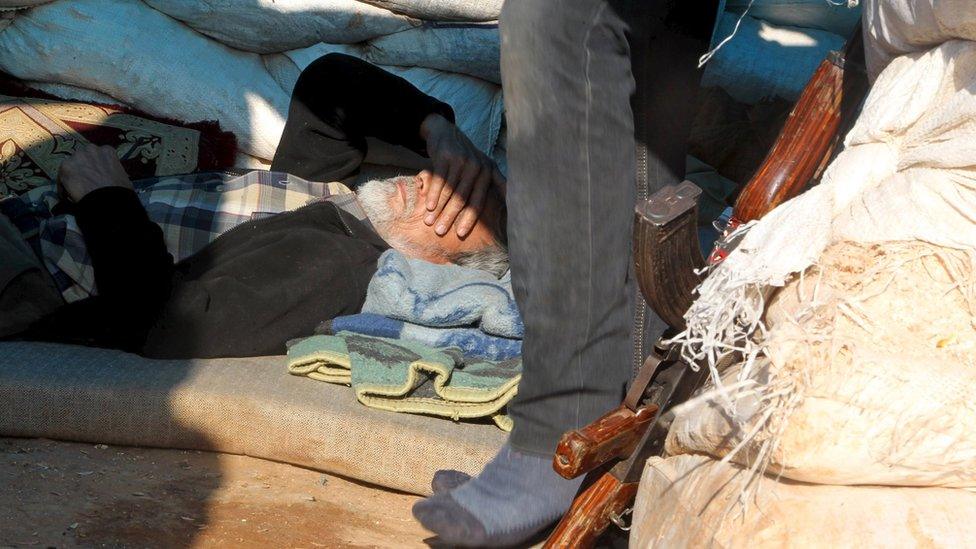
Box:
[0,82,236,198]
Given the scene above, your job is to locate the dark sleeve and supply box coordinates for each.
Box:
[26,187,174,352]
[270,53,456,182]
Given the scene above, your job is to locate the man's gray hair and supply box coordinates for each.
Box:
[449,243,509,278]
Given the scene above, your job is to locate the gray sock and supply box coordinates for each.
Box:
[413,443,584,547]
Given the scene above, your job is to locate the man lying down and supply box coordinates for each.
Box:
[10,54,509,359]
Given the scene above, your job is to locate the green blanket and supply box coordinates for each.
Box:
[287,333,521,430]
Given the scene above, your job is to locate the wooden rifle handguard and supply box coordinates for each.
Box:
[553,403,658,480]
[731,33,867,225]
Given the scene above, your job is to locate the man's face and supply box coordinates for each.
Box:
[357,172,504,264]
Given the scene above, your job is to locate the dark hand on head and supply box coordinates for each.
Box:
[420,113,507,238]
[58,143,133,202]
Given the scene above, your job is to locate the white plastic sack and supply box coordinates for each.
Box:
[676,41,976,487]
[864,0,976,78]
[0,0,289,160]
[359,0,502,22]
[143,0,417,54]
[669,248,976,488]
[630,455,976,548]
[285,43,504,155]
[366,23,500,84]
[703,12,845,104]
[725,0,862,36]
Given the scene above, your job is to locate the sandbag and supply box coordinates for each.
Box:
[703,12,845,104]
[674,39,976,488]
[365,22,500,83]
[630,455,976,548]
[143,0,417,54]
[0,0,289,160]
[864,0,976,78]
[669,242,976,487]
[725,0,861,36]
[359,0,502,22]
[286,43,504,155]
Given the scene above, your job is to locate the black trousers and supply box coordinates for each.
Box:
[501,0,716,455]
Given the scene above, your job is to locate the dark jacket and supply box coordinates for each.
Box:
[24,54,454,358]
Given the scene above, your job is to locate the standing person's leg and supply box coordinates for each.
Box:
[413,1,642,545]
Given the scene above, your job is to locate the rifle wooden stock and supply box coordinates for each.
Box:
[543,473,638,549]
[553,404,658,480]
[733,35,867,224]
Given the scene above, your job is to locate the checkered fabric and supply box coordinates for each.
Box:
[0,170,368,302]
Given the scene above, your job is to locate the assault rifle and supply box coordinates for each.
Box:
[543,31,869,548]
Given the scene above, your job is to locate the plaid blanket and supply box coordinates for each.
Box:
[0,170,368,302]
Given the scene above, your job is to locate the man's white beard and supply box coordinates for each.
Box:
[356,177,415,241]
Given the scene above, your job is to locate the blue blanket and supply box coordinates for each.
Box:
[326,250,524,359]
[322,313,522,361]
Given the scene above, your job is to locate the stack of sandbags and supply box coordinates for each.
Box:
[0,0,292,160]
[0,0,504,165]
[633,3,976,545]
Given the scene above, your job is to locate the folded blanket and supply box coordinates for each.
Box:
[320,313,522,361]
[287,333,521,431]
[363,250,524,339]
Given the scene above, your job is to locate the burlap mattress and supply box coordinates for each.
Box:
[0,341,506,495]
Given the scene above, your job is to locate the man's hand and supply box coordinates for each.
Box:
[420,113,506,237]
[58,144,133,202]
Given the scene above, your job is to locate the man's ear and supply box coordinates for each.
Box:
[415,170,432,196]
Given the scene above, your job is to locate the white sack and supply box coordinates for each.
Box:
[864,0,976,78]
[669,245,976,488]
[359,0,502,22]
[143,0,417,54]
[0,0,289,160]
[286,44,504,155]
[676,41,976,486]
[682,39,976,368]
[630,455,976,548]
[725,0,862,36]
[366,23,500,84]
[703,13,845,104]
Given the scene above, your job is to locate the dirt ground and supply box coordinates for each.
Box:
[0,437,432,548]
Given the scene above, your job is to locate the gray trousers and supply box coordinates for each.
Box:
[501,0,716,455]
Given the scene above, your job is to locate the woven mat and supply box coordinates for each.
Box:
[0,341,506,495]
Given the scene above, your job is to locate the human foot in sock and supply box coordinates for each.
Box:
[431,469,472,494]
[413,443,584,547]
